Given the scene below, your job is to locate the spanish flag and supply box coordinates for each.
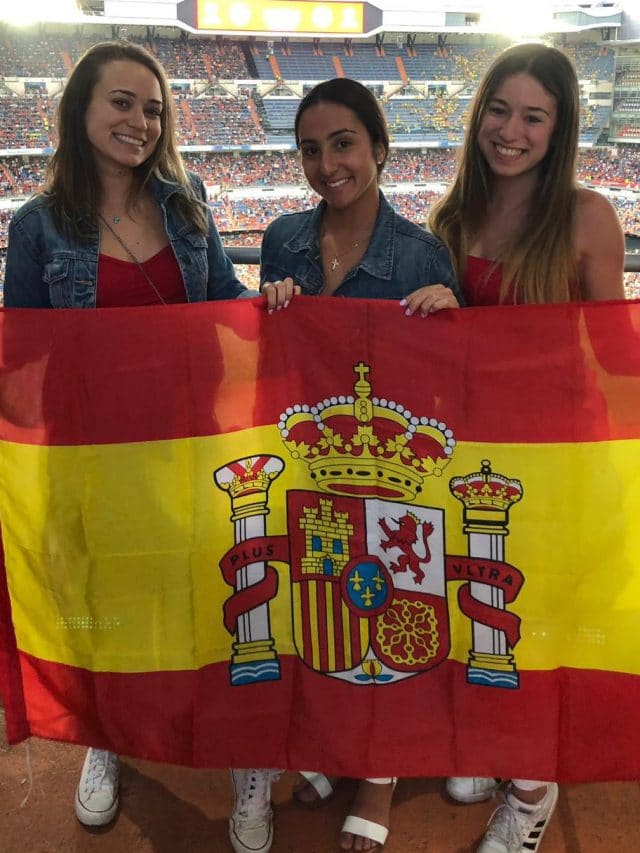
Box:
[1,298,639,782]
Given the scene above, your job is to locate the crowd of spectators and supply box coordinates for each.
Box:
[0,29,636,299]
[183,151,304,186]
[0,32,249,80]
[178,95,266,145]
[2,146,640,208]
[153,38,250,80]
[0,155,47,194]
[0,96,56,149]
[0,31,614,85]
[0,87,613,149]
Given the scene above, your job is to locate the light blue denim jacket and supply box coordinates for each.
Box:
[4,172,246,308]
[260,191,461,302]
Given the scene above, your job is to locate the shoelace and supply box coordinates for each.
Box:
[237,770,281,819]
[485,802,523,849]
[82,750,114,794]
[486,796,544,849]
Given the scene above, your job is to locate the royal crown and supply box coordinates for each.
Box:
[278,362,455,502]
[214,455,285,518]
[449,459,523,530]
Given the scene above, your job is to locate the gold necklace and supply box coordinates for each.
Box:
[328,240,361,272]
[322,229,371,273]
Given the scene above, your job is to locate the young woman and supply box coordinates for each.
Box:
[261,78,460,314]
[3,40,293,830]
[236,78,462,853]
[422,43,625,853]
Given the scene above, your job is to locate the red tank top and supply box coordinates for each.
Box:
[97,245,186,307]
[463,255,580,305]
[463,256,508,306]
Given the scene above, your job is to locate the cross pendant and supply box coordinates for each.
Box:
[331,257,340,272]
[113,216,120,225]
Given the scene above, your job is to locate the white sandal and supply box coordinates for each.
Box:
[293,770,336,806]
[340,777,397,850]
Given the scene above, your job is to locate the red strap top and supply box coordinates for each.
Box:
[463,256,508,307]
[97,245,186,307]
[464,255,580,305]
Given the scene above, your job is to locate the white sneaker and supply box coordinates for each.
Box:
[447,776,501,803]
[477,782,559,853]
[75,748,119,826]
[229,768,280,853]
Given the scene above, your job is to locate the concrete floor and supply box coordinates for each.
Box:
[2,718,639,852]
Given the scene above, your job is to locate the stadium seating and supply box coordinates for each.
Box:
[0,30,638,300]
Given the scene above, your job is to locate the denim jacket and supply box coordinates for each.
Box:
[4,172,246,308]
[260,191,461,302]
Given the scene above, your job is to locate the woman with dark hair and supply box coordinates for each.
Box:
[233,78,462,853]
[428,43,624,853]
[4,40,292,830]
[261,77,459,312]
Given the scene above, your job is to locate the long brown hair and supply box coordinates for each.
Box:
[45,41,208,238]
[429,43,580,303]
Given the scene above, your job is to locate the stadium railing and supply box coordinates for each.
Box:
[224,246,640,274]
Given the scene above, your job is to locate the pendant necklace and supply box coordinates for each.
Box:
[329,240,361,272]
[98,215,167,305]
[322,227,371,273]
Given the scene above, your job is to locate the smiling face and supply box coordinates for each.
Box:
[477,72,557,182]
[84,59,163,176]
[297,101,384,214]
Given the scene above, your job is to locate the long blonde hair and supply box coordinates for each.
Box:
[429,43,580,303]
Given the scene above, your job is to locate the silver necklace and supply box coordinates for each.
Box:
[98,214,167,305]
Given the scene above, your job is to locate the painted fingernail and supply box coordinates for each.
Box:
[399,298,407,306]
[284,300,290,308]
[405,308,412,316]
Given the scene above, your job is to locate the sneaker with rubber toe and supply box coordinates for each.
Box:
[477,782,559,853]
[75,748,119,826]
[446,776,501,803]
[229,768,280,853]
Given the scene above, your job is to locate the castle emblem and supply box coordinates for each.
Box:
[215,363,524,689]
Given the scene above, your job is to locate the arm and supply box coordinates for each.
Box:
[190,174,247,301]
[259,219,283,289]
[259,218,300,311]
[204,213,247,300]
[401,245,463,316]
[4,215,52,308]
[576,188,625,301]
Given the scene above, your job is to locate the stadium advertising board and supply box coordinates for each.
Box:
[187,0,371,34]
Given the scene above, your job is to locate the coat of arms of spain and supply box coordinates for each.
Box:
[215,362,524,691]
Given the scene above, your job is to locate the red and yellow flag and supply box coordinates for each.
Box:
[1,298,639,782]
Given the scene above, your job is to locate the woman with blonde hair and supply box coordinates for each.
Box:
[412,42,625,853]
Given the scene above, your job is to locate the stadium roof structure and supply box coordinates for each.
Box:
[7,1,622,39]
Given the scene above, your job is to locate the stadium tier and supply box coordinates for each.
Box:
[0,29,638,298]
